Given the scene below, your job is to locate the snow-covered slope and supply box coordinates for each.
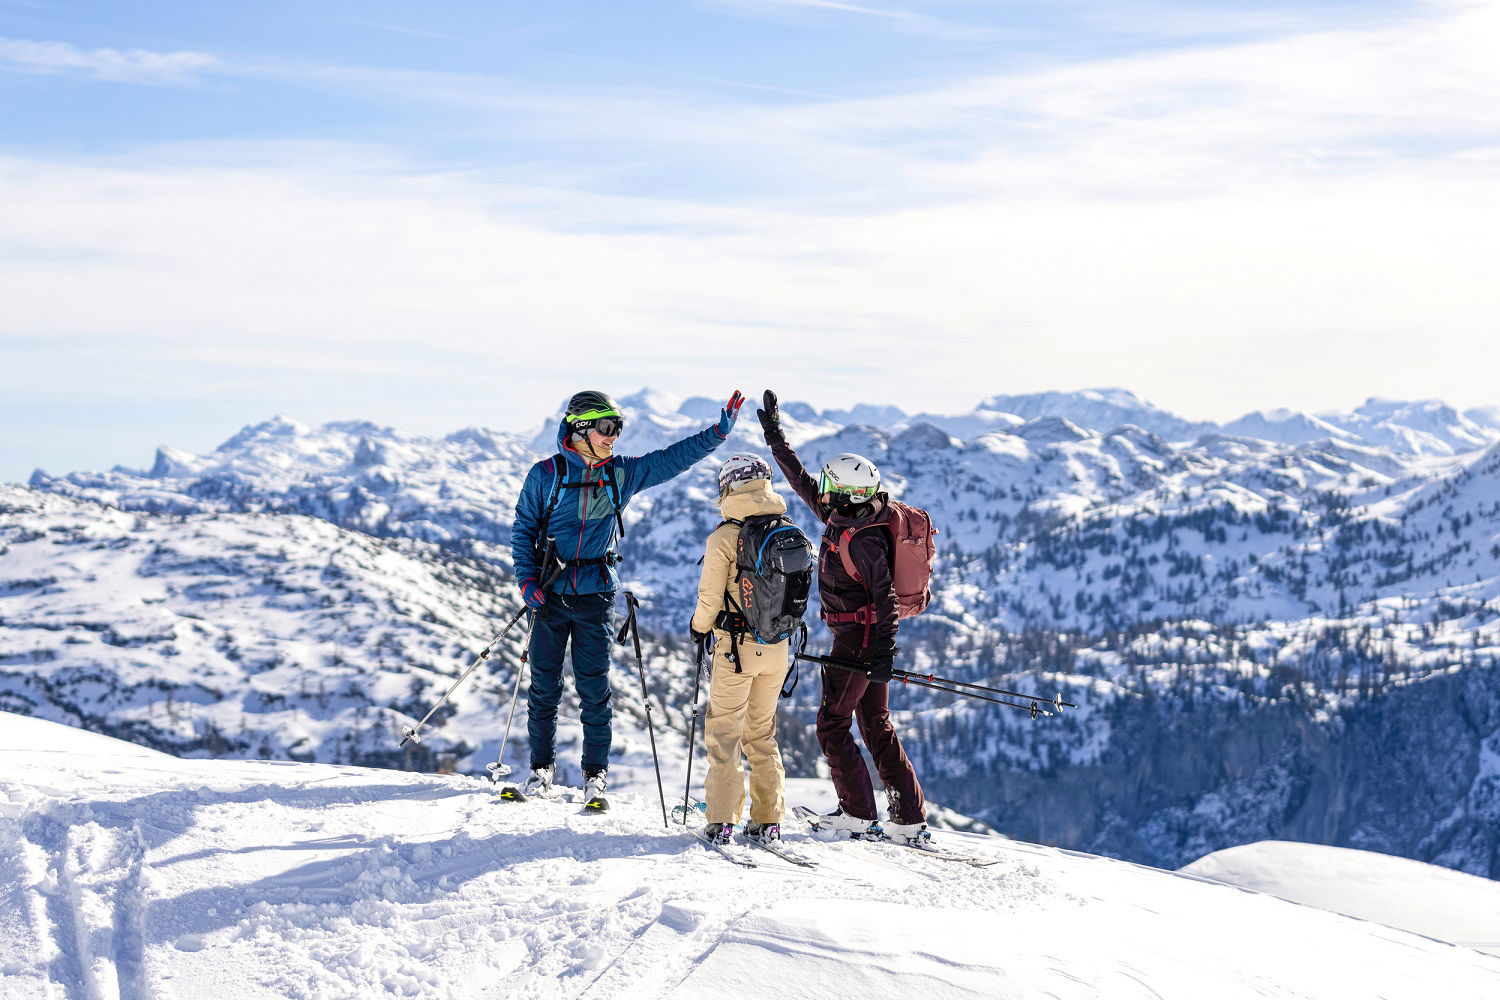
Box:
[0,484,526,767]
[0,484,805,792]
[5,716,1499,1000]
[1181,841,1500,958]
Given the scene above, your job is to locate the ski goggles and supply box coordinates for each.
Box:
[819,470,877,501]
[567,409,624,436]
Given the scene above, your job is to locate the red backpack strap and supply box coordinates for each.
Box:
[830,525,865,583]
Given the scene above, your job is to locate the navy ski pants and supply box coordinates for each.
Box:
[816,630,925,825]
[526,591,614,774]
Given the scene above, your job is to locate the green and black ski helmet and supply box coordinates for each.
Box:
[565,391,624,437]
[565,390,621,422]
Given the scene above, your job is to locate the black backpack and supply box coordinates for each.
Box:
[721,514,814,645]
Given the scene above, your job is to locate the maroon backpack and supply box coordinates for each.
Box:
[832,501,937,619]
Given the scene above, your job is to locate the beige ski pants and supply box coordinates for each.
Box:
[703,633,787,824]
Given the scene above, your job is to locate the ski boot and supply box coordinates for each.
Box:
[818,806,878,839]
[582,769,609,813]
[743,822,782,845]
[704,821,734,846]
[882,819,932,847]
[520,763,555,797]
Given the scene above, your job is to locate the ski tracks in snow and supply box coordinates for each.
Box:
[16,807,149,1000]
[3,754,1059,1000]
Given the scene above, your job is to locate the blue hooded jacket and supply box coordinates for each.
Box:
[512,417,729,595]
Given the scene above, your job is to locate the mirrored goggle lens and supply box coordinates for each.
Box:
[574,417,624,436]
[820,471,874,498]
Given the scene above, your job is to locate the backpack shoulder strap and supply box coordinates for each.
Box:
[537,453,567,541]
[832,520,883,584]
[603,461,626,539]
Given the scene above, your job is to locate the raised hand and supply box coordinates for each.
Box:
[756,389,784,445]
[717,390,745,437]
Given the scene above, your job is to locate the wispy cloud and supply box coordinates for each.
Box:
[237,1,1500,210]
[0,35,218,85]
[696,0,1007,40]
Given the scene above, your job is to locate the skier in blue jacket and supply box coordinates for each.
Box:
[511,389,745,803]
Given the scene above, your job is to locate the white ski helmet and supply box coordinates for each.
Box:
[718,453,772,494]
[819,453,880,503]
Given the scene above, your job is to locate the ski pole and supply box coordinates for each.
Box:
[616,591,669,828]
[681,632,709,825]
[796,653,1067,718]
[400,538,561,749]
[883,669,1076,710]
[483,537,563,779]
[485,613,535,783]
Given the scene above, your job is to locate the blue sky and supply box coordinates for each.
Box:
[3,0,1498,479]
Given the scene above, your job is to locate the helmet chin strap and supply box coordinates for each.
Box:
[572,431,614,463]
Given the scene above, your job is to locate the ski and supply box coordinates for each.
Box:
[744,835,818,868]
[670,801,707,825]
[886,840,993,866]
[687,829,757,868]
[582,795,610,813]
[792,806,998,868]
[496,782,566,803]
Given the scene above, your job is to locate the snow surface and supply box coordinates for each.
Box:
[1180,841,1500,958]
[5,715,1500,999]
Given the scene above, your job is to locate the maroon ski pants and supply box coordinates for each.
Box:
[816,632,925,825]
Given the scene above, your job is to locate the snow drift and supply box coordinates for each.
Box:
[4,714,1498,999]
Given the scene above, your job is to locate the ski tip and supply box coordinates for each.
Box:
[498,786,527,802]
[583,797,610,813]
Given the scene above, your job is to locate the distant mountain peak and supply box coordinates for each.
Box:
[215,414,311,453]
[617,387,683,415]
[978,388,1208,442]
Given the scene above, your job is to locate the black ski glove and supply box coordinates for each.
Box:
[862,653,895,684]
[756,390,786,447]
[690,624,711,647]
[860,642,897,683]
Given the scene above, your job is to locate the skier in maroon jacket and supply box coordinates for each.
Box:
[756,390,928,844]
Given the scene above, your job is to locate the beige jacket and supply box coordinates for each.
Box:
[691,479,790,635]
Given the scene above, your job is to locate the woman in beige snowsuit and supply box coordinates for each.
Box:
[690,454,790,846]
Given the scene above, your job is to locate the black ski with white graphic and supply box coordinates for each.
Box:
[688,829,757,868]
[792,806,997,868]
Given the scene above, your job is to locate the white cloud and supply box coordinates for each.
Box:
[0,35,217,84]
[695,0,1007,40]
[3,1,1500,429]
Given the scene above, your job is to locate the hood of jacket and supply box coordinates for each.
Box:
[718,479,788,521]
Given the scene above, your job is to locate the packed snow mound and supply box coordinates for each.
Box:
[0,711,170,759]
[1180,840,1500,957]
[5,716,1500,999]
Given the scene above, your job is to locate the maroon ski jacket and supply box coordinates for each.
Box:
[769,439,898,650]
